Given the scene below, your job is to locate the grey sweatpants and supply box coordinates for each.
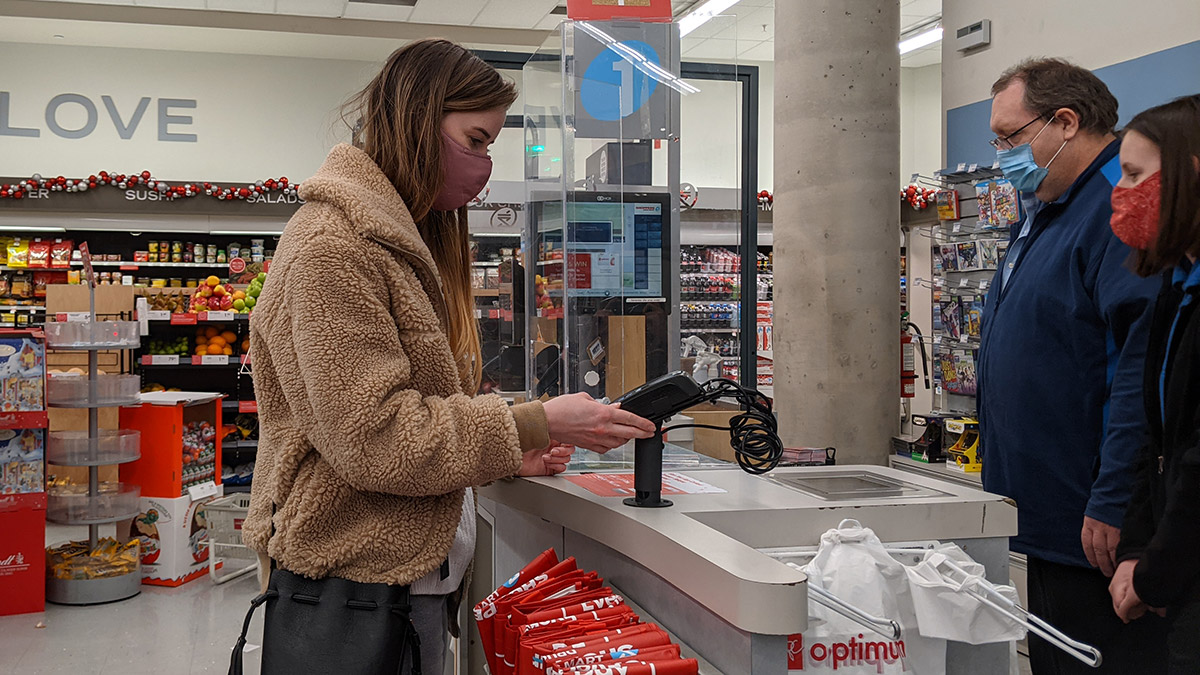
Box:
[402,594,450,675]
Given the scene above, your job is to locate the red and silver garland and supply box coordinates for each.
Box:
[757,190,773,206]
[0,171,300,201]
[901,184,937,211]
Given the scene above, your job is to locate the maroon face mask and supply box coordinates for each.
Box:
[432,130,492,211]
[1110,171,1162,250]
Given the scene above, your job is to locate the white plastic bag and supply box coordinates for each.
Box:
[788,520,947,675]
[903,543,1026,645]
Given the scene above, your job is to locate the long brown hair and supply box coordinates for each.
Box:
[1124,94,1200,277]
[344,39,517,388]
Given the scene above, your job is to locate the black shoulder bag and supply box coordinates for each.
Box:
[228,506,422,675]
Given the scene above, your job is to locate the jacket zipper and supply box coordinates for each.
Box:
[369,235,450,332]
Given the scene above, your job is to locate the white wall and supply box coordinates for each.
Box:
[900,63,942,186]
[0,42,376,183]
[941,0,1200,111]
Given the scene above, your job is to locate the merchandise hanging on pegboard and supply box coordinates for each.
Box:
[0,172,300,201]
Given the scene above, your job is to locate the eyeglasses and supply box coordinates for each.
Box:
[989,116,1047,150]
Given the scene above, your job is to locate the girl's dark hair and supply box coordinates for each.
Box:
[1125,94,1200,277]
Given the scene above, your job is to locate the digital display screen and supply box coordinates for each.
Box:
[565,201,664,298]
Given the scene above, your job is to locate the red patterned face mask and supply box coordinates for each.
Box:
[1110,171,1162,250]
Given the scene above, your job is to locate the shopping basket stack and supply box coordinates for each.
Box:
[475,549,699,675]
[204,493,259,584]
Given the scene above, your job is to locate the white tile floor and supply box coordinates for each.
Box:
[0,567,263,675]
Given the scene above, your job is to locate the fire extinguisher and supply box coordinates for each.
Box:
[901,317,930,398]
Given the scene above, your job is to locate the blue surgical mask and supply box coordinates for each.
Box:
[996,120,1068,193]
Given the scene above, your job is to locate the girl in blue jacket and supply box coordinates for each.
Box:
[1107,93,1200,674]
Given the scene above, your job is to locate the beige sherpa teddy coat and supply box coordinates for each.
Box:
[241,143,549,586]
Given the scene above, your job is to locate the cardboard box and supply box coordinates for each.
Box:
[0,492,47,615]
[0,428,44,494]
[685,401,757,464]
[0,335,45,412]
[124,486,222,587]
[120,393,224,499]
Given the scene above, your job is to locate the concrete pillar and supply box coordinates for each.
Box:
[773,0,901,465]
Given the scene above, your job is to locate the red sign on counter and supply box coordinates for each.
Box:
[564,472,725,498]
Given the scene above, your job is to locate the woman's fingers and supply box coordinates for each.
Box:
[609,404,657,434]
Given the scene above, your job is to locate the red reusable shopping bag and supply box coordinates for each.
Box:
[542,644,682,674]
[539,627,672,673]
[475,549,562,674]
[496,573,604,675]
[560,658,700,675]
[518,610,641,675]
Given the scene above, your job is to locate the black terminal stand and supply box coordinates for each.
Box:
[623,422,673,509]
[613,372,704,509]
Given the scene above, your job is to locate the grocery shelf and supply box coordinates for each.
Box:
[0,304,47,311]
[224,439,258,450]
[47,430,141,466]
[71,260,232,268]
[223,484,253,493]
[46,565,141,605]
[681,327,740,334]
[47,483,141,525]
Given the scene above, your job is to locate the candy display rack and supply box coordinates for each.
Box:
[45,252,143,605]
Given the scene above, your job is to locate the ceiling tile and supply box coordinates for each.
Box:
[341,2,414,21]
[474,0,559,29]
[274,0,345,18]
[734,0,773,6]
[683,13,734,40]
[738,40,774,62]
[683,37,740,61]
[901,45,942,68]
[408,0,488,24]
[734,7,773,42]
[208,0,274,12]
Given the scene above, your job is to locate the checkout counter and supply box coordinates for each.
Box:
[471,452,1018,674]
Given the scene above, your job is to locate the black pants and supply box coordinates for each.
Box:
[1027,556,1168,674]
[1168,598,1200,675]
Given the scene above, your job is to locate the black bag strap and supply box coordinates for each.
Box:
[229,590,275,675]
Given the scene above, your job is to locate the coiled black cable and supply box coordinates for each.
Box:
[661,377,784,475]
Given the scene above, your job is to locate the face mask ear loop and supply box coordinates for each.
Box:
[1045,136,1069,169]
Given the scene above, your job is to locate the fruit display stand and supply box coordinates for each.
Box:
[43,302,144,605]
[119,391,224,586]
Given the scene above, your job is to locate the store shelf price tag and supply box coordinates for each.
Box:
[200,311,235,322]
[142,354,180,366]
[952,221,963,233]
[959,277,969,288]
[980,280,990,291]
[171,314,198,326]
[968,163,979,173]
[187,481,220,502]
[238,400,258,414]
[960,334,970,344]
[146,311,170,321]
[957,163,967,172]
[192,355,229,366]
[239,354,251,366]
[55,312,91,323]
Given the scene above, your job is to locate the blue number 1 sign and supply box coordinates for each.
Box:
[579,40,661,122]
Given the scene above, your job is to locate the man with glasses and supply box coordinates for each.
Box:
[978,58,1165,673]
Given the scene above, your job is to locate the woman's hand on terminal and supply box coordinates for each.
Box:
[518,442,575,477]
[543,392,657,454]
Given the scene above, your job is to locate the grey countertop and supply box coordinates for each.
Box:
[480,464,1017,635]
